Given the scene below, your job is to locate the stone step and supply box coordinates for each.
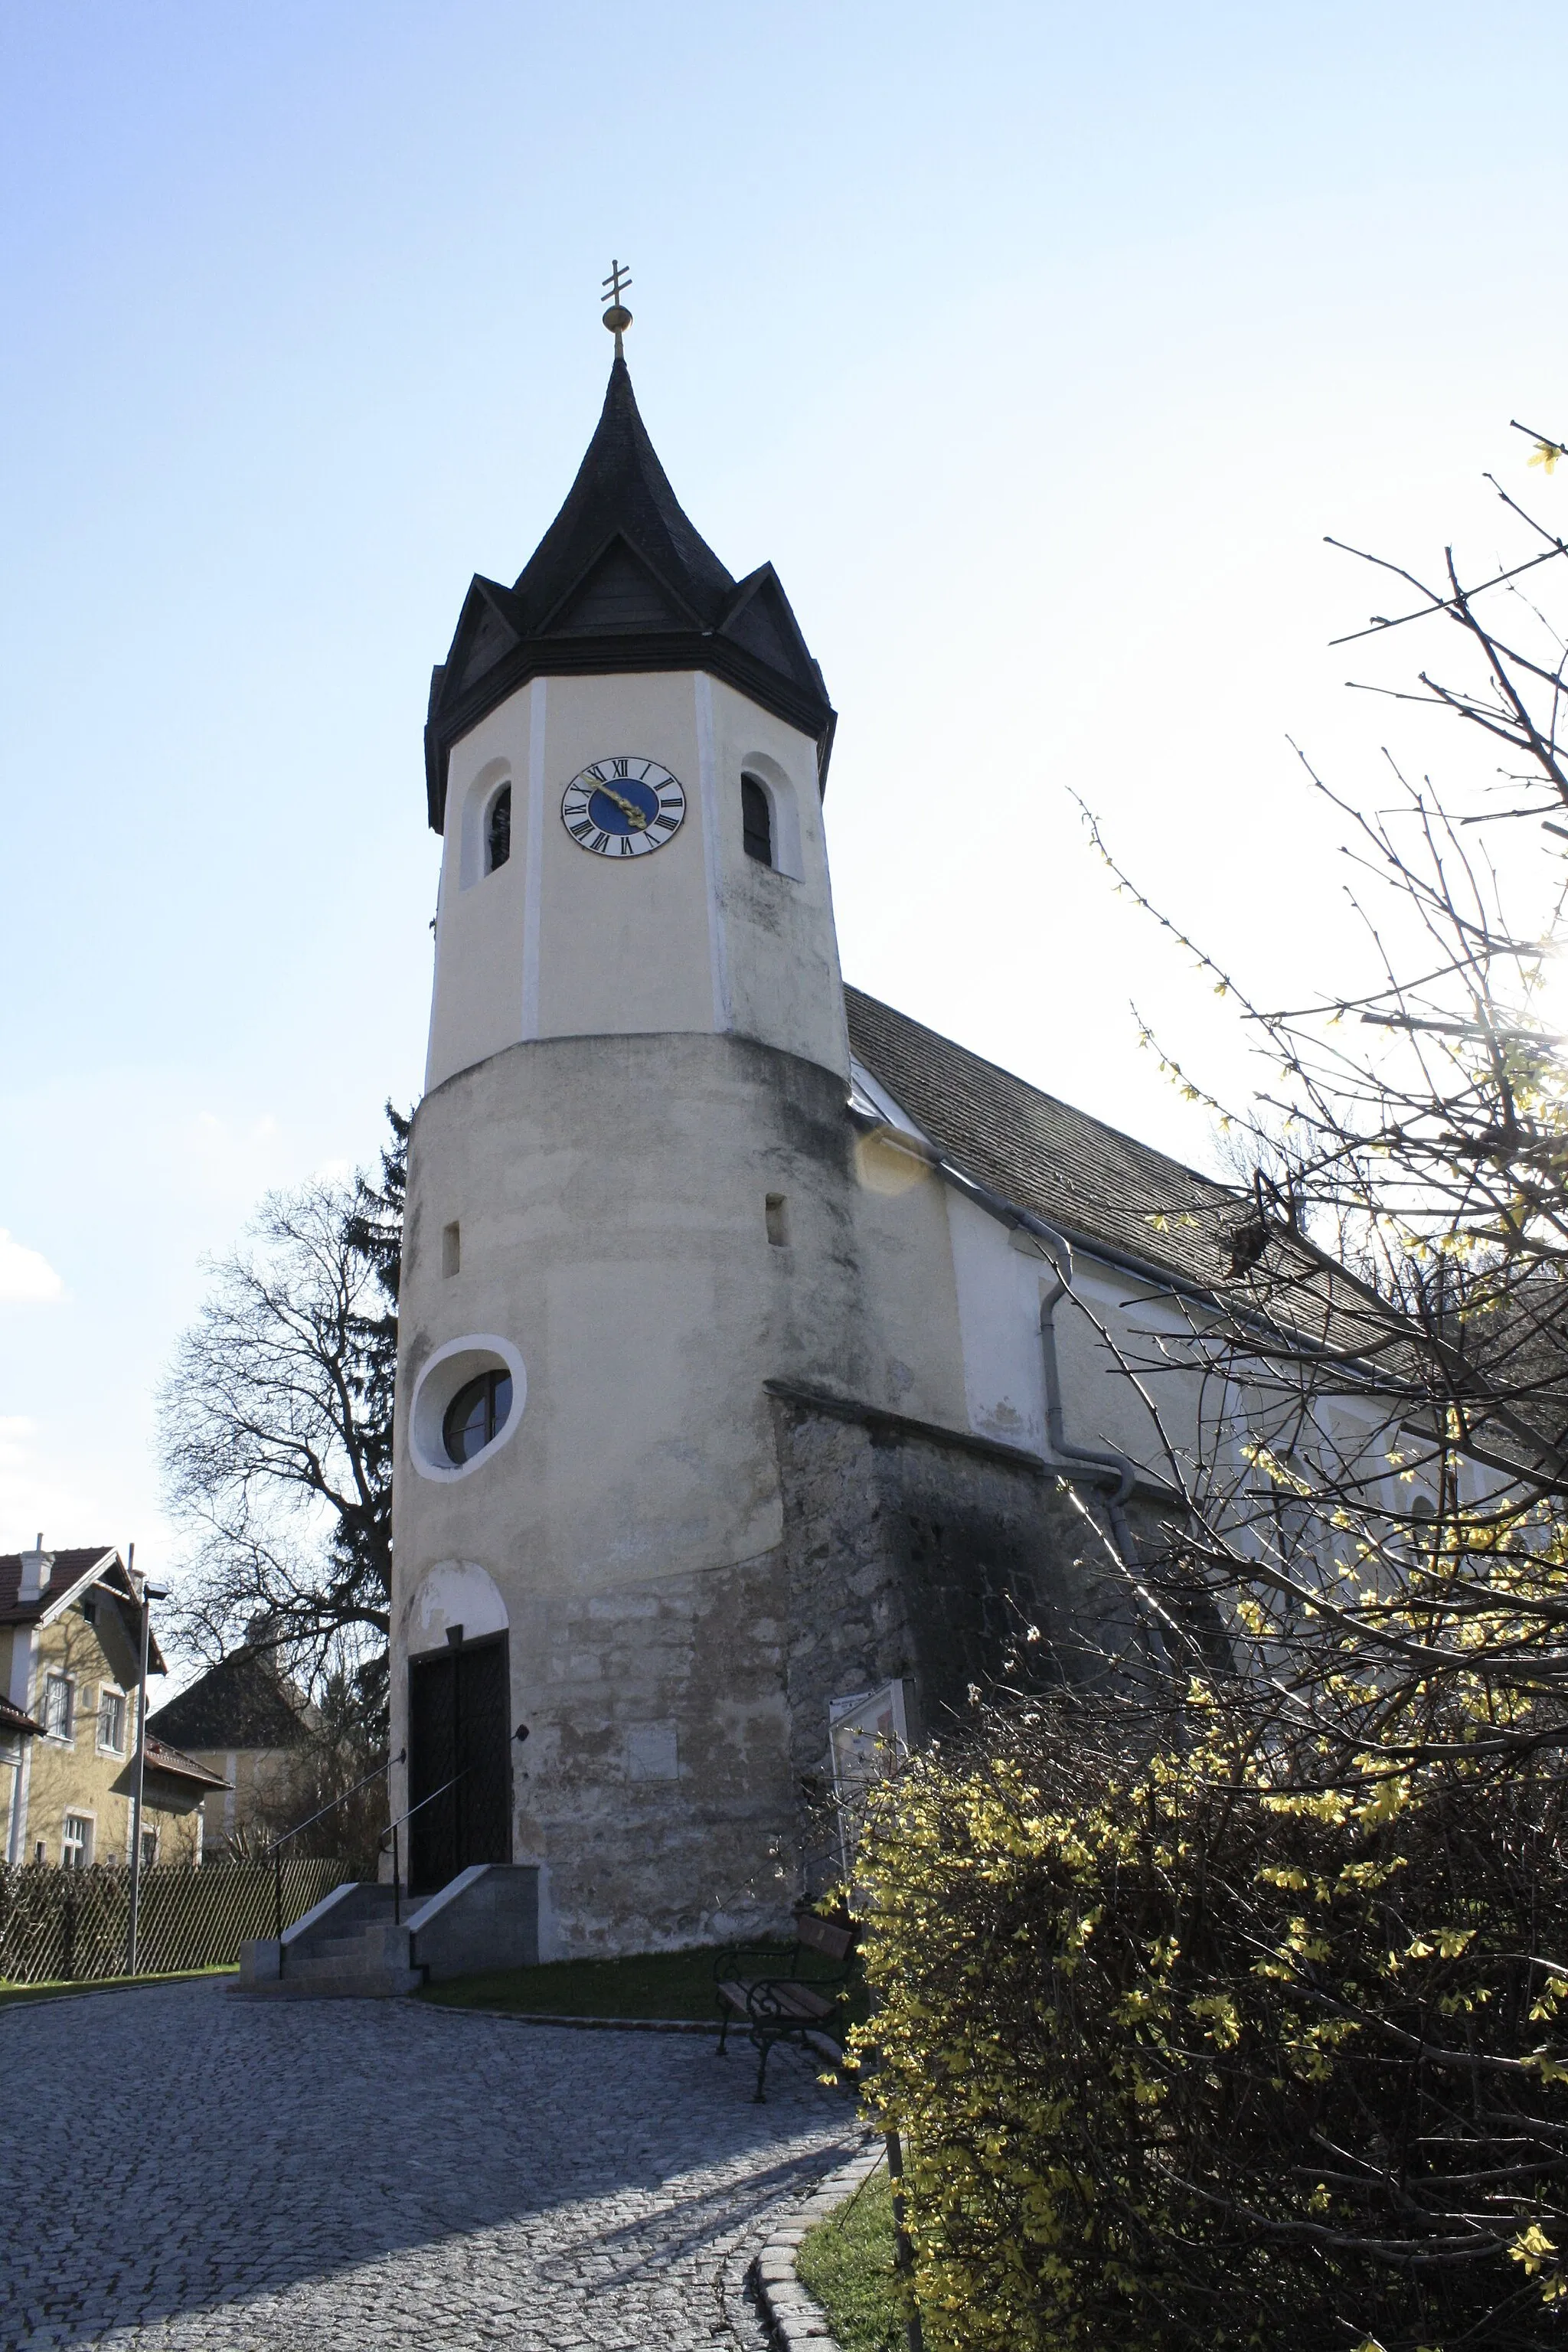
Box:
[230,1967,425,2001]
[237,1864,537,2000]
[284,1944,410,1982]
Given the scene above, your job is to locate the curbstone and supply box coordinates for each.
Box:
[749,2134,885,2352]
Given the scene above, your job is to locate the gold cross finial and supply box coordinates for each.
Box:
[601,258,633,358]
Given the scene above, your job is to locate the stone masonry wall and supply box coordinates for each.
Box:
[769,1387,1155,1895]
[512,1547,799,1958]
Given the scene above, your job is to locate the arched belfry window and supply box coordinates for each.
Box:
[485,785,511,874]
[741,773,773,867]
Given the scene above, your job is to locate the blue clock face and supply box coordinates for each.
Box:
[561,758,687,859]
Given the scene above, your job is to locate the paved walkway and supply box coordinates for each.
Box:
[2,1980,860,2351]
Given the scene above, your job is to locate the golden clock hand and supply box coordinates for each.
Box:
[584,779,649,829]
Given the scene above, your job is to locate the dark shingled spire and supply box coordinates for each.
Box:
[512,355,735,632]
[424,358,835,831]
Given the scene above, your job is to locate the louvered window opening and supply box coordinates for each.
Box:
[741,774,773,866]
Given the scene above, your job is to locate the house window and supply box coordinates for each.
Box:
[42,1674,74,1742]
[741,773,773,866]
[140,1829,159,1870]
[442,1220,461,1278]
[99,1690,126,1753]
[485,784,511,874]
[62,1815,92,1867]
[442,1367,513,1465]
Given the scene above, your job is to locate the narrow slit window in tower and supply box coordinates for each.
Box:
[486,784,511,874]
[741,773,773,866]
[442,1221,461,1277]
[765,1193,789,1247]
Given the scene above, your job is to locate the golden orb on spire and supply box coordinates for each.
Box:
[601,258,633,356]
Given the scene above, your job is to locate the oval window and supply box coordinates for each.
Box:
[442,1368,513,1465]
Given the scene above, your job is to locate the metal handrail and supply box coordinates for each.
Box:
[270,1749,403,1945]
[378,1770,467,1926]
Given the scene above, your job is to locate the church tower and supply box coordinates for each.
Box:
[390,289,861,1955]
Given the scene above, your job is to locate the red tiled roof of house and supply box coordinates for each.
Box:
[0,1547,117,1620]
[143,1735,230,1792]
[0,1547,167,1672]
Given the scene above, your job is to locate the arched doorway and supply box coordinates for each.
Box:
[402,1563,512,1895]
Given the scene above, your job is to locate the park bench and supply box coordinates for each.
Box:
[714,1910,858,2101]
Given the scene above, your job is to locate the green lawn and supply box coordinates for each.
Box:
[0,1965,237,2010]
[796,2169,909,2352]
[417,1939,865,2025]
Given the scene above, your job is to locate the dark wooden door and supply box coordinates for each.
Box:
[407,1635,511,1893]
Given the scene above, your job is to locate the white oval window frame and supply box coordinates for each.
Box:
[409,1334,528,1483]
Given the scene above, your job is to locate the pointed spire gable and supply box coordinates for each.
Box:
[541,532,709,639]
[425,357,835,830]
[448,577,524,697]
[717,565,829,698]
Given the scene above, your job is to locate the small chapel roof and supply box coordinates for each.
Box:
[424,357,835,830]
[147,1642,309,1753]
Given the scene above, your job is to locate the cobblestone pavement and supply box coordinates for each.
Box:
[1,1979,862,2352]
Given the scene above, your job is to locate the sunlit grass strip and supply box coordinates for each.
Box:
[0,1965,237,2009]
[795,2170,906,2352]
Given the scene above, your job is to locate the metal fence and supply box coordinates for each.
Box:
[0,1858,352,1985]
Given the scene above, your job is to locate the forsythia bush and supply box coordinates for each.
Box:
[850,1704,1568,2352]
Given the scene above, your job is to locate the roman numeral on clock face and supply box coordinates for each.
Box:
[560,758,688,859]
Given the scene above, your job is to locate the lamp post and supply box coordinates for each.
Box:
[125,1555,168,1979]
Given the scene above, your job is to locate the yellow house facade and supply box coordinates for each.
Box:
[1,1543,225,1868]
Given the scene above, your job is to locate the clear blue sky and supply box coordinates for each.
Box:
[5,2,1568,1573]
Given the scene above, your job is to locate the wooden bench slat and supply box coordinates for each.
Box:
[768,1984,835,2020]
[717,1978,837,2022]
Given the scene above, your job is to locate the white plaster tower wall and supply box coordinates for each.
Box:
[426,669,847,1091]
[394,1017,867,1951]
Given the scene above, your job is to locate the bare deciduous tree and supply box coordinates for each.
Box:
[1076,423,1568,1760]
[160,1109,406,1742]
